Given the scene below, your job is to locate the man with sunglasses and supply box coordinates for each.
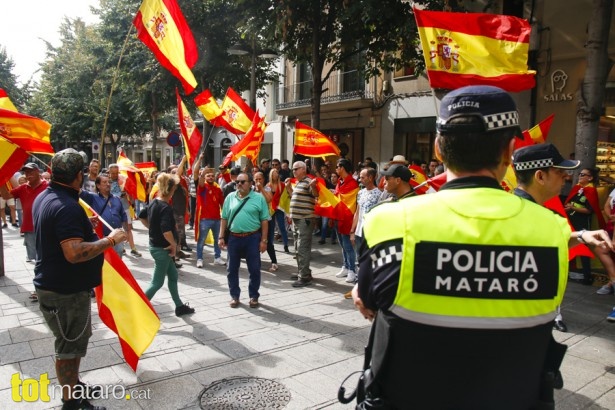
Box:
[286,161,318,287]
[219,173,269,308]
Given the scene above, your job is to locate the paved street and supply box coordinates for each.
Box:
[0,221,614,409]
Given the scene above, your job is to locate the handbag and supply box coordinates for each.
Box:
[224,196,250,242]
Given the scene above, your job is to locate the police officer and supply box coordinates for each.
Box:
[513,143,614,333]
[352,86,573,409]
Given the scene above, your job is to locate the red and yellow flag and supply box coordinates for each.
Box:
[135,161,158,174]
[79,199,160,371]
[194,89,224,123]
[219,87,256,135]
[176,88,203,168]
[0,89,18,111]
[133,0,198,94]
[0,89,30,187]
[0,108,54,154]
[117,151,148,202]
[514,114,555,150]
[414,8,535,92]
[294,120,341,157]
[225,113,266,165]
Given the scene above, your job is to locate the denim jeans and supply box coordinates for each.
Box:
[226,233,261,300]
[273,210,288,246]
[336,230,356,272]
[24,231,36,261]
[197,218,221,260]
[146,246,184,307]
[266,219,277,264]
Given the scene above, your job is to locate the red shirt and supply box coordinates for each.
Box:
[196,183,223,219]
[12,180,48,232]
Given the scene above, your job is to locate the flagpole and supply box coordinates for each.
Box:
[197,125,217,167]
[79,198,115,232]
[101,24,135,144]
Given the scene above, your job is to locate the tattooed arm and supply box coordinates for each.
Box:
[60,228,127,263]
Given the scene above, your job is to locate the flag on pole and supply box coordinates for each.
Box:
[133,0,199,94]
[0,89,30,187]
[219,87,256,135]
[293,120,341,157]
[0,108,54,154]
[514,114,555,149]
[117,151,148,202]
[414,8,535,92]
[135,161,158,174]
[79,199,160,371]
[176,88,203,168]
[194,89,224,123]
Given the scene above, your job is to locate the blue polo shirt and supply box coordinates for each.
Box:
[80,190,127,236]
[33,183,104,294]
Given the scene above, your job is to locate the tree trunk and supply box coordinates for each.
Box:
[575,0,614,171]
[310,3,323,130]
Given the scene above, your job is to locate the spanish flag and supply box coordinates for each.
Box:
[194,89,224,123]
[514,114,555,150]
[0,108,54,154]
[133,0,199,94]
[414,8,535,92]
[79,199,160,371]
[176,88,203,168]
[293,120,341,157]
[0,89,30,187]
[220,87,256,135]
[0,89,18,111]
[117,151,148,202]
[135,161,158,174]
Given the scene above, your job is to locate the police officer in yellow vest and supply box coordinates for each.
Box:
[352,86,571,409]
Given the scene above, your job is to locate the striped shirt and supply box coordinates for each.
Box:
[290,177,316,219]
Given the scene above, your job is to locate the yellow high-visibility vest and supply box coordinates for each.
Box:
[363,187,570,329]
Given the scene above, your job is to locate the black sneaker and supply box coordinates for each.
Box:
[318,239,326,244]
[130,249,142,257]
[61,398,105,410]
[175,303,195,316]
[181,245,192,252]
[284,245,290,253]
[292,276,313,287]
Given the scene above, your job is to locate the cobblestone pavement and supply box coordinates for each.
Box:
[0,222,614,409]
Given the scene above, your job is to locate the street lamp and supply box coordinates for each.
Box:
[227,40,279,110]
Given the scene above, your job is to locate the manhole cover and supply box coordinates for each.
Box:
[199,377,292,409]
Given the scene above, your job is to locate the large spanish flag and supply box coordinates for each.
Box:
[294,120,341,157]
[117,151,148,202]
[220,87,256,135]
[176,88,203,168]
[414,8,535,92]
[0,108,54,154]
[79,199,160,371]
[133,0,198,94]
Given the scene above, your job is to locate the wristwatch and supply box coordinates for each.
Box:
[261,239,268,243]
[577,229,587,244]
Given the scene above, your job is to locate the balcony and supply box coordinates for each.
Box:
[276,70,374,113]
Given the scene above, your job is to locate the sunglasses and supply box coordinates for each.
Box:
[236,180,249,184]
[578,173,591,177]
[292,167,303,171]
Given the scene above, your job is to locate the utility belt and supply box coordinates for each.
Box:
[230,230,259,237]
[338,311,567,410]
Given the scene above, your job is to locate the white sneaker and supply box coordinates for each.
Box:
[335,267,349,278]
[196,259,203,268]
[214,258,226,266]
[346,270,357,283]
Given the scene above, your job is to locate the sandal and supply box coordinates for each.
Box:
[29,292,38,302]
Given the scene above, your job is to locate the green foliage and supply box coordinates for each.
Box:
[0,47,24,109]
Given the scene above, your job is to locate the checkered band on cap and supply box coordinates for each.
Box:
[485,111,519,131]
[513,158,554,171]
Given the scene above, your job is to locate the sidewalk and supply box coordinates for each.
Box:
[0,222,613,409]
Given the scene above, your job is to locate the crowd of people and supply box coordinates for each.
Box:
[4,86,615,409]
